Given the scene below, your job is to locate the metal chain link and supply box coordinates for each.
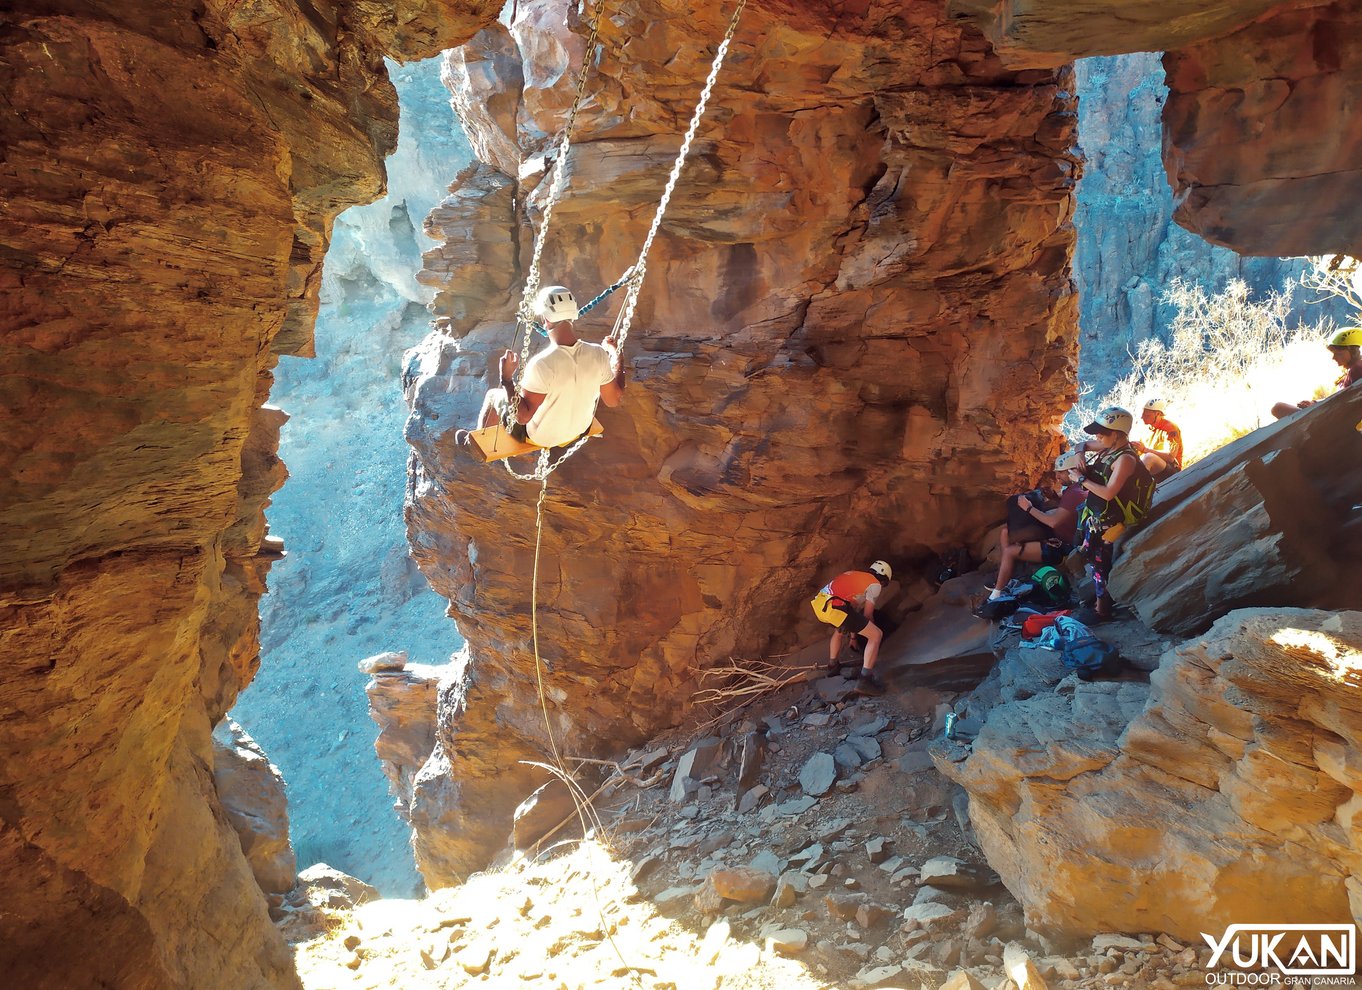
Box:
[515,1,603,388]
[612,0,747,354]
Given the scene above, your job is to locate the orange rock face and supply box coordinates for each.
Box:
[951,0,1362,256]
[405,0,1082,882]
[0,1,498,985]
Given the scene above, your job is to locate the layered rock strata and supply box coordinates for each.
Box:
[1110,384,1362,635]
[933,608,1362,939]
[0,1,499,986]
[954,0,1362,257]
[406,0,1083,882]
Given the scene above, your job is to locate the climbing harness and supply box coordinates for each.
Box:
[486,0,747,485]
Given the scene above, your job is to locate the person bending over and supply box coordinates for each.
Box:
[1271,327,1362,419]
[475,284,626,448]
[988,449,1087,601]
[810,560,893,697]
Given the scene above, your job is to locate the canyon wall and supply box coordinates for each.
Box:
[1073,53,1336,392]
[955,0,1362,258]
[232,55,467,897]
[0,0,498,985]
[404,0,1083,883]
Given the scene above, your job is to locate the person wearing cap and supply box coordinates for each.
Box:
[472,284,626,447]
[987,449,1088,602]
[810,561,893,696]
[1132,399,1183,480]
[1271,327,1362,419]
[1070,406,1156,623]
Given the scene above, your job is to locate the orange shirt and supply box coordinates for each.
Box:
[823,571,882,609]
[1146,416,1183,467]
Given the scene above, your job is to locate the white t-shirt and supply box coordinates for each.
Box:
[520,340,616,448]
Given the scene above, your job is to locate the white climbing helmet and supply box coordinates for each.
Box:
[1054,448,1084,473]
[536,285,579,323]
[869,560,893,583]
[1084,405,1134,435]
[1142,398,1167,413]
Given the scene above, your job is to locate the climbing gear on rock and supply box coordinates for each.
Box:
[1328,327,1362,348]
[1084,406,1134,435]
[869,560,892,582]
[1030,565,1071,607]
[1054,616,1123,679]
[536,285,579,322]
[1054,448,1084,473]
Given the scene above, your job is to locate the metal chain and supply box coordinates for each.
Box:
[515,1,604,388]
[612,0,747,354]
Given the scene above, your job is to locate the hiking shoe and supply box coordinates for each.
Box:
[854,671,886,697]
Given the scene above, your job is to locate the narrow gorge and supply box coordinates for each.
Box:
[3,1,1362,988]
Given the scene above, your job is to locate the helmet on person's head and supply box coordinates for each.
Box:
[536,285,579,322]
[1054,448,1084,473]
[1142,398,1167,413]
[869,560,892,583]
[1084,406,1133,435]
[1327,327,1362,349]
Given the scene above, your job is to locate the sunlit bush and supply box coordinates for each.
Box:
[1072,277,1347,465]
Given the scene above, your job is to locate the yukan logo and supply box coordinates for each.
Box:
[1201,925,1356,979]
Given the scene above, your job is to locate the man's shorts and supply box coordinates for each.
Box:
[831,604,870,634]
[1153,459,1182,481]
[1040,540,1074,566]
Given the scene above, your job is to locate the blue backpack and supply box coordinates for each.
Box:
[1054,616,1122,680]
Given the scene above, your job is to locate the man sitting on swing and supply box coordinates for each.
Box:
[474,284,626,450]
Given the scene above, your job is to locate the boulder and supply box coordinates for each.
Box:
[1110,385,1362,635]
[211,721,297,901]
[936,608,1362,940]
[296,863,379,910]
[707,867,776,904]
[511,780,576,851]
[364,661,445,822]
[799,753,838,798]
[670,738,723,802]
[919,855,999,891]
[877,579,997,691]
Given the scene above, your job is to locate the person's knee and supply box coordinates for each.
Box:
[862,622,883,642]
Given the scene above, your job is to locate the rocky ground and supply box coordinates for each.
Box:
[284,625,1226,990]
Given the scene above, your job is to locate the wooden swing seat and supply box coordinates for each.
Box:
[469,418,605,463]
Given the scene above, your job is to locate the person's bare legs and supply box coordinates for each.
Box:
[1141,451,1167,475]
[859,621,883,671]
[829,629,846,667]
[992,541,1044,597]
[1271,401,1304,420]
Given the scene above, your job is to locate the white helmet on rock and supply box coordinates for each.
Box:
[869,560,893,582]
[1054,448,1084,473]
[536,285,579,322]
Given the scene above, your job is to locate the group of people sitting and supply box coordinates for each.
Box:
[989,400,1175,624]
